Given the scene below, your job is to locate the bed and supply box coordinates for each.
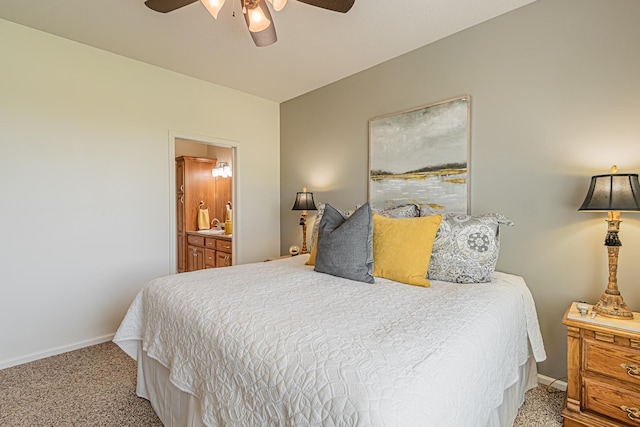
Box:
[114,252,546,427]
[115,203,546,426]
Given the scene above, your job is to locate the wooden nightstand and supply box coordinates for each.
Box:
[563,302,640,426]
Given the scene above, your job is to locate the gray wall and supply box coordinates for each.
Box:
[280,0,640,380]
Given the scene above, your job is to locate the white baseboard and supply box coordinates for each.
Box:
[0,333,115,370]
[538,374,567,391]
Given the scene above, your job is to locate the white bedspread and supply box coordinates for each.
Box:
[114,255,546,427]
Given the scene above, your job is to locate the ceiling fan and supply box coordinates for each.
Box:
[144,0,356,47]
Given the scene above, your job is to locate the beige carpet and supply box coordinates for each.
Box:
[0,342,563,426]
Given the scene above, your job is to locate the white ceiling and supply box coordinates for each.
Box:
[0,0,535,102]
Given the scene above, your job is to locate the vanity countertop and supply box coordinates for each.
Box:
[188,230,232,240]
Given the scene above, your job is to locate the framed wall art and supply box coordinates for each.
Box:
[368,95,470,214]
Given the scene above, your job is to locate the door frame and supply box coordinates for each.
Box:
[168,130,238,274]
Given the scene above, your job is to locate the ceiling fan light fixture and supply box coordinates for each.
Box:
[144,0,355,47]
[267,0,287,12]
[200,0,225,18]
[246,2,271,32]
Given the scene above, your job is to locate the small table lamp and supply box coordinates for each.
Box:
[292,187,317,254]
[579,165,640,319]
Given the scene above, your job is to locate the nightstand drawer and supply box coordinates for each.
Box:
[584,338,640,386]
[584,377,640,424]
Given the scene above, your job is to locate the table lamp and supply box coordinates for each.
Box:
[292,187,317,254]
[579,165,640,319]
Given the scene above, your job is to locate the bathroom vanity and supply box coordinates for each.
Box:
[176,156,232,273]
[186,231,232,272]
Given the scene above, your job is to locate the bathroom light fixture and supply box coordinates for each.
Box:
[579,165,640,319]
[292,187,317,254]
[212,162,232,178]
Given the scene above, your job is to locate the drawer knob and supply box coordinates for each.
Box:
[621,363,640,378]
[621,406,640,422]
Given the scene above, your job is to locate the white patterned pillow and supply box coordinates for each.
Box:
[373,204,419,218]
[420,205,438,217]
[426,213,514,283]
[309,203,326,252]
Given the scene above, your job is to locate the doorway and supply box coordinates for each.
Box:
[168,132,237,274]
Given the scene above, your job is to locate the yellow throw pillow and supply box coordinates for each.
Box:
[373,213,442,287]
[305,235,318,266]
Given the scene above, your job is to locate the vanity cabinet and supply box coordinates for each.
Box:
[205,249,216,268]
[187,244,205,271]
[204,238,218,268]
[176,156,233,273]
[176,159,186,272]
[176,156,234,273]
[186,234,205,272]
[215,239,232,267]
[185,232,232,272]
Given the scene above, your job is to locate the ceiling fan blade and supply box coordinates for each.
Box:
[243,2,278,47]
[296,0,355,13]
[144,0,198,13]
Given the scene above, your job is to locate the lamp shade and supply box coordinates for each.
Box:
[247,4,271,32]
[243,0,277,47]
[292,191,317,211]
[267,0,287,11]
[201,0,225,19]
[579,173,640,211]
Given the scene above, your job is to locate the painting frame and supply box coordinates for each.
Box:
[368,95,471,214]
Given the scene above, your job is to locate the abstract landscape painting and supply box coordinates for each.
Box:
[368,96,470,213]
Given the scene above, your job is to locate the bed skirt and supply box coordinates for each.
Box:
[135,342,538,427]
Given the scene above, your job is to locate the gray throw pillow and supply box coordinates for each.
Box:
[309,203,361,252]
[314,203,374,284]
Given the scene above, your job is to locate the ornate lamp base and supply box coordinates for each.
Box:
[593,289,633,319]
[591,216,634,320]
[300,211,309,254]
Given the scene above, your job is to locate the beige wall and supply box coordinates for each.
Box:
[0,19,280,367]
[280,0,640,379]
[175,138,211,158]
[174,138,232,167]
